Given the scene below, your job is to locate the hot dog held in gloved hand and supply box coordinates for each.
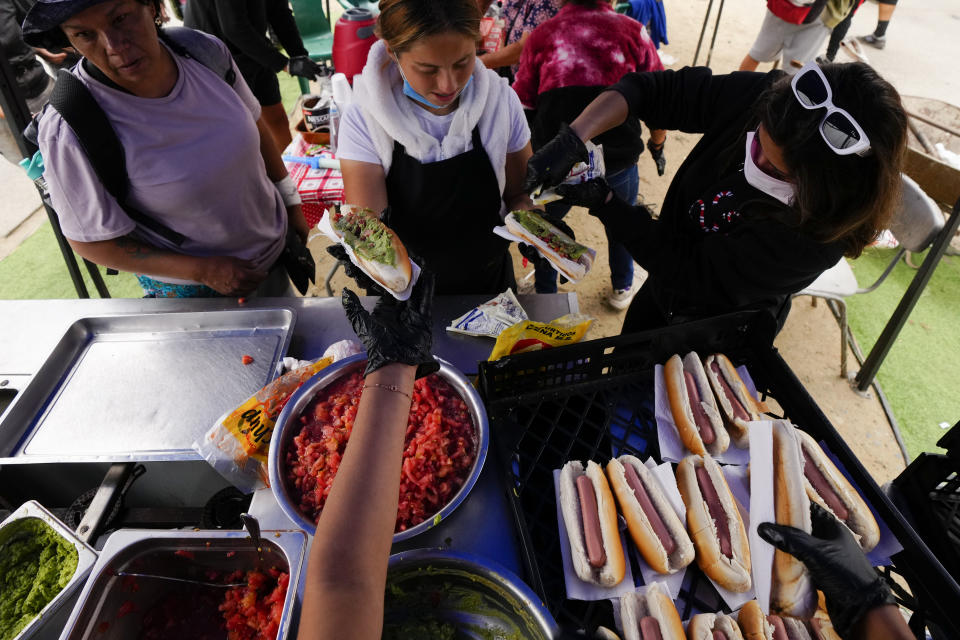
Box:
[504,210,595,282]
[326,205,413,294]
[559,460,626,587]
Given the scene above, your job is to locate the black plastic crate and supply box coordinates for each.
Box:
[892,422,960,583]
[479,312,960,636]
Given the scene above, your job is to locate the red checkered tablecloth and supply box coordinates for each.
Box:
[282,135,344,228]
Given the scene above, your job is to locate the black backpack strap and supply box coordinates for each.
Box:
[48,69,186,246]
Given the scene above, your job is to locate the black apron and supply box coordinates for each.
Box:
[383,125,516,295]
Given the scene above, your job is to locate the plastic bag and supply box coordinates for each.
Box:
[447,288,528,338]
[195,357,333,493]
[488,313,593,361]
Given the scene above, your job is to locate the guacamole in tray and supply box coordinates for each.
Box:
[0,518,78,640]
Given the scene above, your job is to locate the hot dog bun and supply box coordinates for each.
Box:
[595,628,622,640]
[687,612,746,640]
[676,454,752,592]
[620,583,685,640]
[606,456,694,574]
[505,210,593,281]
[665,353,729,456]
[737,601,773,640]
[794,428,880,551]
[704,354,768,448]
[329,205,412,293]
[809,592,842,640]
[771,421,817,619]
[559,460,625,586]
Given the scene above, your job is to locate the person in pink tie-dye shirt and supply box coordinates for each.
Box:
[513,0,667,309]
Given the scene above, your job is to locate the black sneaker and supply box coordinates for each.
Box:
[858,33,887,49]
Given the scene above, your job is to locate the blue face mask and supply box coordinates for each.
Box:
[394,53,472,109]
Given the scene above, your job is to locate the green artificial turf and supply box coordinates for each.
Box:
[0,221,142,299]
[846,247,960,458]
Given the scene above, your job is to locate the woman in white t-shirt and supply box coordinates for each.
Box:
[337,0,534,295]
[22,0,309,297]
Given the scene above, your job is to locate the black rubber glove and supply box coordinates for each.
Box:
[647,138,666,176]
[341,271,439,379]
[522,122,589,194]
[516,211,575,284]
[555,177,613,211]
[288,55,324,81]
[758,502,895,638]
[326,244,380,293]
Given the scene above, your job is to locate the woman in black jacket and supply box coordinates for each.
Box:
[184,0,322,148]
[525,63,907,336]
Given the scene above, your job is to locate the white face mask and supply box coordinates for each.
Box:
[743,131,795,206]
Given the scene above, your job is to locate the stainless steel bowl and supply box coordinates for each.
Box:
[384,549,557,639]
[268,354,488,542]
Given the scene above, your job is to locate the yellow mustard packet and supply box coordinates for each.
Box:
[489,314,593,361]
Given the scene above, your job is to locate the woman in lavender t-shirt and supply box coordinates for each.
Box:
[22,0,309,297]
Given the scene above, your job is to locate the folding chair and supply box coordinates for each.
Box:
[794,174,946,379]
[289,0,335,93]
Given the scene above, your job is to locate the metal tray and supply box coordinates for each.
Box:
[1,501,98,640]
[0,309,294,462]
[58,528,306,640]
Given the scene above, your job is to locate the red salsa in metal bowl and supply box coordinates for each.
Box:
[285,372,476,532]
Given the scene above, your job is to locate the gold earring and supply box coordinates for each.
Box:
[155,16,162,27]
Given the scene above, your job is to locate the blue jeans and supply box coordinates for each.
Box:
[534,164,640,293]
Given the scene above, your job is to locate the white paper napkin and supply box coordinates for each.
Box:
[316,208,421,301]
[747,421,776,615]
[655,364,762,465]
[552,468,637,601]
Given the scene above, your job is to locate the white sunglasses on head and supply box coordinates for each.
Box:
[791,62,871,156]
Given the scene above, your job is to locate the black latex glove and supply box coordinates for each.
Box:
[326,244,379,292]
[517,211,575,284]
[647,138,666,176]
[555,177,613,211]
[288,55,324,81]
[522,122,589,194]
[341,271,439,379]
[758,502,895,638]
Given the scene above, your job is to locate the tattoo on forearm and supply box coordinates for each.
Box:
[114,237,155,260]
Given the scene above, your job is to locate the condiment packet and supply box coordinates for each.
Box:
[654,363,762,465]
[552,468,637,601]
[631,457,688,597]
[489,314,593,361]
[317,206,421,301]
[531,141,606,205]
[747,420,777,615]
[195,357,334,493]
[491,224,597,285]
[446,288,528,338]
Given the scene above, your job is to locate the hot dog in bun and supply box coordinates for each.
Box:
[559,460,625,586]
[794,428,880,551]
[329,205,412,293]
[505,210,593,281]
[687,612,745,640]
[737,600,774,640]
[770,421,817,619]
[665,353,728,456]
[620,583,685,640]
[676,454,751,592]
[606,456,694,574]
[704,354,768,448]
